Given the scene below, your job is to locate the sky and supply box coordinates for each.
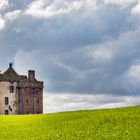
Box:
[0,0,140,113]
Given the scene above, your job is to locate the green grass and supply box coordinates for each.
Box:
[0,106,140,140]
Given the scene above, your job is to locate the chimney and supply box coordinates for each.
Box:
[28,70,35,81]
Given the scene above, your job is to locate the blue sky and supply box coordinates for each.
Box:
[0,0,140,113]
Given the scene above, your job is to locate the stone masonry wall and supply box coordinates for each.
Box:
[18,87,43,114]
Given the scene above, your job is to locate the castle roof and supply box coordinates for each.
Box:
[0,63,43,88]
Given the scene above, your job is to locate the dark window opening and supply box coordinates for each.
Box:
[10,86,14,93]
[5,97,9,105]
[27,111,29,114]
[5,110,9,115]
[37,111,39,114]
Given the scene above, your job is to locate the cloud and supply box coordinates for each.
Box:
[13,27,140,95]
[0,0,140,112]
[44,93,140,113]
[8,0,140,96]
[126,64,140,81]
[131,1,140,14]
[104,0,138,6]
[0,15,5,30]
[25,0,98,19]
[4,10,22,22]
[0,0,9,11]
[87,45,113,62]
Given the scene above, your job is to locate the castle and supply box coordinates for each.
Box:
[0,63,43,115]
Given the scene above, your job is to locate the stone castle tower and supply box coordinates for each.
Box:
[0,63,43,115]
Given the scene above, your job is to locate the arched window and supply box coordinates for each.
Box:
[10,86,14,93]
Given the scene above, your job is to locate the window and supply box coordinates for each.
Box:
[10,86,14,93]
[5,97,9,105]
[5,110,9,115]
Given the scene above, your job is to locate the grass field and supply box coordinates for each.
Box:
[0,106,140,140]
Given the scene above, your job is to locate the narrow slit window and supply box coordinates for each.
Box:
[5,97,9,105]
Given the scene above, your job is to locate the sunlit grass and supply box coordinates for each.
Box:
[0,106,140,140]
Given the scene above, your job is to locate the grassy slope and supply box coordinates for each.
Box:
[0,106,140,140]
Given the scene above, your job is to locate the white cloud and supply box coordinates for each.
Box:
[25,0,98,19]
[104,0,140,15]
[44,93,140,113]
[104,0,138,6]
[126,64,140,81]
[0,15,5,30]
[4,10,21,22]
[131,1,140,14]
[88,46,113,62]
[0,0,9,10]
